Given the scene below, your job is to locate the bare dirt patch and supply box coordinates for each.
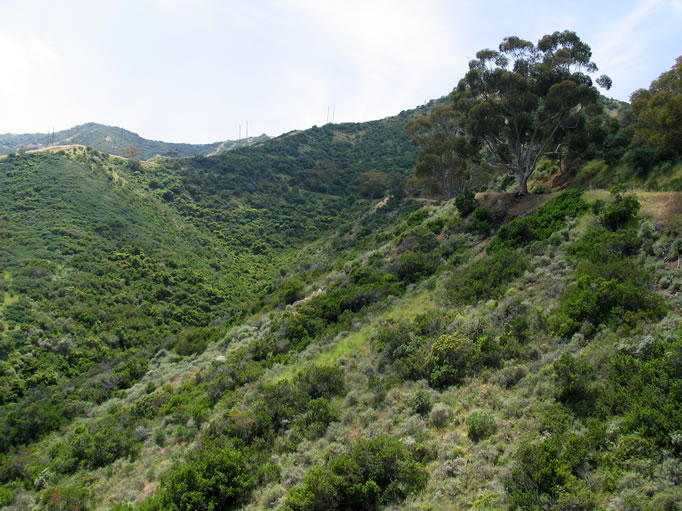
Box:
[475,192,556,222]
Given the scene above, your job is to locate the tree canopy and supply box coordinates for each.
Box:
[405,105,480,199]
[451,30,612,194]
[630,55,682,157]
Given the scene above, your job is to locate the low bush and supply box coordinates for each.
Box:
[552,259,665,337]
[598,192,640,231]
[454,190,477,218]
[160,441,256,511]
[466,411,497,442]
[284,435,427,511]
[448,248,529,305]
[409,389,434,417]
[468,207,492,234]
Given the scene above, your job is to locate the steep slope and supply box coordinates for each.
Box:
[1,181,680,509]
[1,93,679,510]
[0,104,424,475]
[0,123,268,160]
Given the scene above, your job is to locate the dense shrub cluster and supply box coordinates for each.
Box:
[447,248,529,305]
[285,435,427,510]
[488,189,588,252]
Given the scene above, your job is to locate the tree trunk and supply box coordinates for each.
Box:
[517,172,529,195]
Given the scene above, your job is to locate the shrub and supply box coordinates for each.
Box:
[173,327,221,356]
[448,248,529,305]
[161,442,256,511]
[393,251,439,283]
[567,226,641,263]
[294,366,345,400]
[40,486,91,511]
[407,209,430,226]
[427,333,480,387]
[552,259,665,337]
[466,411,497,442]
[454,190,477,218]
[489,189,588,251]
[285,435,427,511]
[598,193,640,230]
[409,389,434,417]
[465,206,492,235]
[505,433,596,510]
[429,403,451,428]
[278,277,306,304]
[553,354,596,416]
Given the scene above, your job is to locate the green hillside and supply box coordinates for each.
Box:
[0,123,269,160]
[0,42,681,509]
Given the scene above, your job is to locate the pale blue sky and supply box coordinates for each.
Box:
[1,0,680,143]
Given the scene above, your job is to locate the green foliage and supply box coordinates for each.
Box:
[278,277,306,304]
[567,226,641,263]
[173,327,222,356]
[466,411,497,442]
[454,190,478,218]
[553,354,597,417]
[598,193,641,230]
[468,207,492,234]
[630,56,682,157]
[505,430,599,510]
[406,208,430,226]
[285,435,427,511]
[606,333,682,448]
[488,189,588,251]
[160,441,256,511]
[40,485,91,511]
[409,389,434,417]
[552,259,665,337]
[447,248,528,305]
[50,407,144,472]
[405,106,481,199]
[427,333,480,387]
[452,31,610,193]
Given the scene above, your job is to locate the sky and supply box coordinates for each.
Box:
[1,0,681,143]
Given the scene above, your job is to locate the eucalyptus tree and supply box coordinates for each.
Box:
[452,30,612,194]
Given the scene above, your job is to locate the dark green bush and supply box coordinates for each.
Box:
[505,432,597,510]
[285,435,427,511]
[173,327,221,356]
[409,389,434,416]
[393,251,439,283]
[278,277,306,304]
[161,441,256,511]
[552,259,665,337]
[426,217,445,234]
[427,333,482,387]
[406,209,430,226]
[454,190,477,218]
[567,226,641,263]
[598,193,640,230]
[448,248,529,305]
[468,207,492,234]
[553,354,597,417]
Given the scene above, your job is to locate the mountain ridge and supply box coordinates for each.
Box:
[0,122,269,160]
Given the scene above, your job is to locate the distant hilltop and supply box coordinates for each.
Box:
[0,122,269,160]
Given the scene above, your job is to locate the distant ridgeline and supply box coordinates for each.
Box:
[0,122,270,160]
